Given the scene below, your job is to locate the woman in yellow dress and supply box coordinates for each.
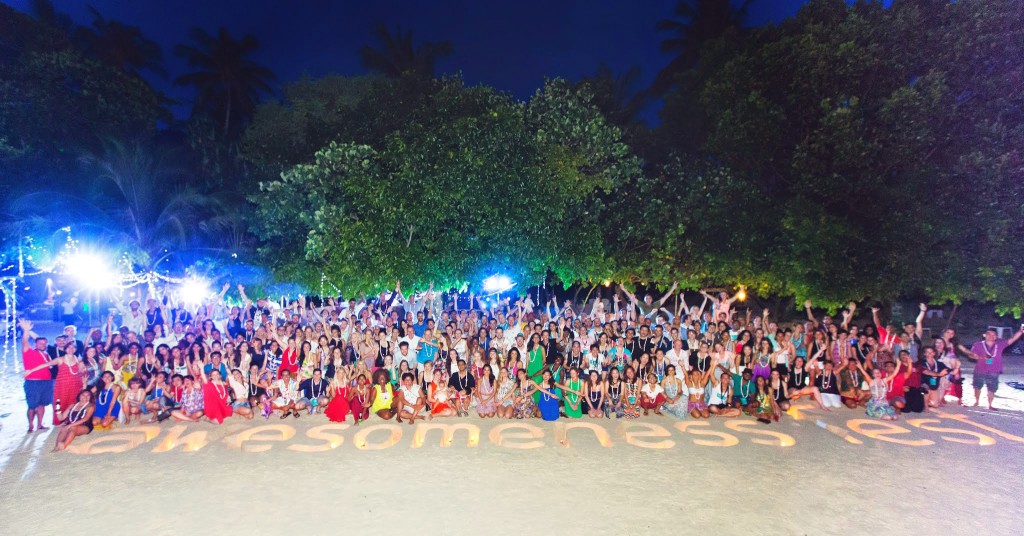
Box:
[368,368,397,419]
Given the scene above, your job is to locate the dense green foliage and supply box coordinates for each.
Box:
[0,3,167,178]
[644,0,1024,314]
[252,78,641,293]
[2,0,1022,316]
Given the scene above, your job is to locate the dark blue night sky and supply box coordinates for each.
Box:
[4,1,848,121]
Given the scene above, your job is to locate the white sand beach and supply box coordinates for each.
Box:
[1,370,1023,536]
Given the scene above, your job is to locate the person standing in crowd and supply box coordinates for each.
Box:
[959,327,1023,410]
[19,320,55,432]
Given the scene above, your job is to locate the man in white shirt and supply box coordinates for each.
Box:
[395,341,417,371]
[119,299,147,335]
[397,326,421,366]
[154,322,184,348]
[512,333,528,363]
[665,337,690,372]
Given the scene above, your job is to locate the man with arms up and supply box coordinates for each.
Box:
[958,326,1023,410]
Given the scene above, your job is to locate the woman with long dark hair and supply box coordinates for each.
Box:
[475,364,498,417]
[622,366,642,419]
[512,369,538,419]
[53,390,94,452]
[92,371,122,429]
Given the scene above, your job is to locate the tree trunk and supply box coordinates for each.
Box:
[223,93,232,136]
[943,304,958,333]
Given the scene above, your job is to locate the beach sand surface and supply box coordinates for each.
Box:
[1,370,1023,536]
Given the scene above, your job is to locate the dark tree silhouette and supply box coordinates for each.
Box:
[174,27,276,136]
[76,5,166,78]
[577,63,648,129]
[358,22,453,78]
[28,0,75,37]
[652,0,754,95]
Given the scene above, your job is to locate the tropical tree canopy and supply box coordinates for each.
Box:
[647,0,1024,314]
[252,78,641,294]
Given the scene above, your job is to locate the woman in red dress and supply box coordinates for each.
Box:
[21,342,85,426]
[348,374,371,423]
[324,368,351,422]
[52,343,85,425]
[428,368,455,417]
[277,338,299,379]
[199,366,233,424]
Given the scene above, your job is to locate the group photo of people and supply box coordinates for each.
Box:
[20,281,1022,452]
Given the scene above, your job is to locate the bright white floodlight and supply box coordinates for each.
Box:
[180,278,210,304]
[66,253,116,290]
[482,274,515,294]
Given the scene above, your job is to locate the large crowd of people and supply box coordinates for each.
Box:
[19,281,1022,452]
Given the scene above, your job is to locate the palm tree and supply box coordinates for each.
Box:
[652,0,755,95]
[358,22,453,78]
[174,27,276,136]
[2,139,226,272]
[76,5,166,78]
[29,0,75,37]
[577,63,648,129]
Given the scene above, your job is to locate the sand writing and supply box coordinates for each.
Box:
[64,410,1023,455]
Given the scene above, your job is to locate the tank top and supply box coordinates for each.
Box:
[400,385,420,406]
[371,383,393,411]
[708,383,729,405]
[567,379,581,403]
[607,381,621,401]
[67,403,89,424]
[793,334,807,357]
[772,381,786,402]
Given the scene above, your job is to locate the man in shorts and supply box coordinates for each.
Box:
[959,327,1023,410]
[20,320,53,433]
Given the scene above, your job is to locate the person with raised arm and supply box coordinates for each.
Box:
[871,306,902,354]
[621,281,678,319]
[836,302,856,332]
[839,358,871,409]
[865,360,900,420]
[684,366,712,419]
[910,303,927,342]
[803,299,837,332]
[18,320,51,433]
[958,326,1023,410]
[699,287,737,323]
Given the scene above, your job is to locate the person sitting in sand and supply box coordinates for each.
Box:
[395,372,426,425]
[53,390,95,452]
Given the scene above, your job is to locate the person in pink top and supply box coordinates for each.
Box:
[19,320,54,433]
[959,327,1023,410]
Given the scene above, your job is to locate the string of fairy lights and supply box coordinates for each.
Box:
[1,228,200,373]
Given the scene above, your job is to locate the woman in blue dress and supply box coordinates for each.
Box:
[535,369,573,421]
[92,371,122,429]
